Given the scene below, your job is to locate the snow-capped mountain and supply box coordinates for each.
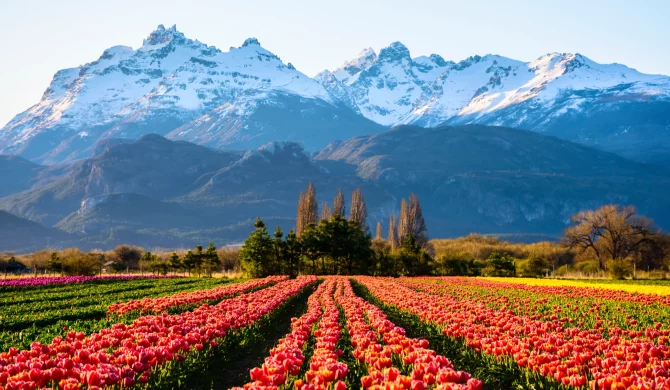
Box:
[0,25,381,163]
[316,42,453,125]
[2,25,670,165]
[318,46,670,165]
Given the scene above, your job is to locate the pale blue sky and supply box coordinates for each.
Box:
[1,0,668,127]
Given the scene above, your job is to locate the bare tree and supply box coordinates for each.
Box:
[563,205,655,270]
[333,188,345,217]
[25,249,53,277]
[375,222,383,240]
[320,202,333,220]
[296,190,306,237]
[296,182,319,237]
[408,194,428,248]
[396,195,430,251]
[349,188,368,231]
[398,198,409,245]
[388,215,399,251]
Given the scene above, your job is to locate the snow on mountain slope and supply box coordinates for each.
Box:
[318,44,670,165]
[428,52,670,125]
[320,45,670,128]
[316,42,453,125]
[4,26,670,166]
[403,54,529,125]
[0,25,344,163]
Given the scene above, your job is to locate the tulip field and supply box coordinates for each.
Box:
[1,276,670,389]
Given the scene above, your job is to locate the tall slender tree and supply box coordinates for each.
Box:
[398,198,410,245]
[408,194,429,248]
[375,221,383,240]
[296,182,318,237]
[388,214,399,251]
[296,191,305,237]
[333,188,345,217]
[350,188,368,231]
[320,202,333,221]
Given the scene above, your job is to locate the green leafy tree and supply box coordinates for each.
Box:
[140,252,169,275]
[300,215,373,275]
[193,245,205,277]
[63,253,104,276]
[46,252,63,275]
[183,251,197,276]
[371,239,400,276]
[168,252,182,275]
[203,243,221,277]
[284,229,302,278]
[399,235,434,276]
[273,226,285,275]
[483,251,516,276]
[239,217,274,277]
[519,255,550,277]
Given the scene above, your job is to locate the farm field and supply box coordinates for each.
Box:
[483,277,670,295]
[1,276,669,389]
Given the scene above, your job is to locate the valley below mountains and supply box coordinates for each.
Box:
[2,125,670,252]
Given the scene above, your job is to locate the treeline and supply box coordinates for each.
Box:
[0,244,243,277]
[238,184,434,277]
[433,205,670,279]
[8,198,669,280]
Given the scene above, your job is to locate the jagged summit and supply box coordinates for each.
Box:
[378,41,411,62]
[143,24,185,46]
[2,29,670,167]
[241,37,261,47]
[0,24,347,163]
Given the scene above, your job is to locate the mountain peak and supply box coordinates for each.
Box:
[378,41,411,62]
[428,53,448,67]
[143,24,185,46]
[241,37,261,48]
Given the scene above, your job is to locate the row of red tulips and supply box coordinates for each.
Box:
[107,276,288,315]
[298,279,348,390]
[336,278,482,390]
[234,279,333,389]
[0,276,315,390]
[357,277,670,390]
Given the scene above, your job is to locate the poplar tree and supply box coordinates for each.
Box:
[320,202,333,221]
[408,194,429,249]
[350,188,368,231]
[333,188,345,217]
[388,215,399,251]
[398,198,410,245]
[296,182,318,237]
[398,195,429,251]
[375,222,383,240]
